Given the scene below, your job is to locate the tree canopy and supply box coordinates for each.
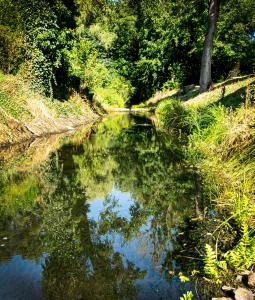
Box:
[0,0,254,104]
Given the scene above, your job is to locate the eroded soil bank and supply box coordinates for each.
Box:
[0,74,99,147]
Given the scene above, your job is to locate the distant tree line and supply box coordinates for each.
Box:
[0,0,254,104]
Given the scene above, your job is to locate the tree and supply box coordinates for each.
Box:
[199,0,220,93]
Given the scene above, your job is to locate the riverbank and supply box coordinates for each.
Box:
[0,73,99,147]
[154,76,255,297]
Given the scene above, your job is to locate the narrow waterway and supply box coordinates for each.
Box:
[0,114,211,300]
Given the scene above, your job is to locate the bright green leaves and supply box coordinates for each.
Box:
[226,222,255,270]
[204,244,219,279]
[0,0,254,104]
[180,291,193,300]
[67,19,134,107]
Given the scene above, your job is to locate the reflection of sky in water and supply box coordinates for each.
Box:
[88,186,152,270]
[88,186,192,300]
[88,186,133,221]
[0,184,194,300]
[0,114,198,300]
[0,256,44,300]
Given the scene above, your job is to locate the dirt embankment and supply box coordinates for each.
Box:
[0,74,99,147]
[0,107,98,147]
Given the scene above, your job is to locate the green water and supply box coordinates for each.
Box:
[0,114,210,300]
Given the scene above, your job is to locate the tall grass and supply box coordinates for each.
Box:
[156,82,255,274]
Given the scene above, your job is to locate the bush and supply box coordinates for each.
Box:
[67,24,134,108]
[156,100,192,133]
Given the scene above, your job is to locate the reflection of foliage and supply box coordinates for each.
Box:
[41,176,144,300]
[73,114,133,199]
[73,114,197,276]
[0,113,201,298]
[0,173,38,218]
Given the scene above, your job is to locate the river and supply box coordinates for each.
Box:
[0,113,212,300]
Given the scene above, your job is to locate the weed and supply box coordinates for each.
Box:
[180,291,193,300]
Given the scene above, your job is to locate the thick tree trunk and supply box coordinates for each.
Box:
[199,0,220,93]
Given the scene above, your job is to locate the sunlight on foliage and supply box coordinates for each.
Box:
[180,291,193,300]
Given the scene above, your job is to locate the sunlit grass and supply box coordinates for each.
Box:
[156,77,255,273]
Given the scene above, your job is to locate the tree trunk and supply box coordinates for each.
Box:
[199,0,220,93]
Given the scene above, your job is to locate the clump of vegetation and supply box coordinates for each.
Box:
[180,291,193,300]
[156,100,192,133]
[0,73,96,146]
[0,73,32,120]
[157,79,255,285]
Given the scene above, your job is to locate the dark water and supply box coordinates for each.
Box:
[0,114,207,300]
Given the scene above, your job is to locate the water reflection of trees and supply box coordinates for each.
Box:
[74,114,197,274]
[0,113,203,298]
[41,177,144,300]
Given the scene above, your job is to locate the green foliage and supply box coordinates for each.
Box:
[204,244,219,279]
[155,79,255,281]
[178,272,190,282]
[163,80,181,91]
[22,1,64,97]
[1,0,254,104]
[214,0,255,78]
[180,291,193,300]
[67,22,134,107]
[75,0,106,26]
[0,0,78,98]
[0,25,25,74]
[93,77,133,107]
[226,221,255,270]
[0,92,30,120]
[156,100,192,133]
[0,1,25,73]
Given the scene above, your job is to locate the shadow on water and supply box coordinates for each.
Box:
[0,113,215,300]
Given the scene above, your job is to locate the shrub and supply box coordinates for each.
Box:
[67,27,134,107]
[156,100,192,133]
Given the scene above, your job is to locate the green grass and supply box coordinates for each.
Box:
[0,91,31,120]
[185,77,255,109]
[150,77,254,111]
[156,77,255,277]
[0,73,95,145]
[43,97,85,117]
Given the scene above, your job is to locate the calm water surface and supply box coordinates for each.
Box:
[0,114,207,300]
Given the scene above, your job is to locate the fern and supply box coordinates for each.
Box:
[204,244,219,279]
[178,272,190,282]
[226,221,254,270]
[240,221,250,252]
[180,291,193,300]
[249,236,255,264]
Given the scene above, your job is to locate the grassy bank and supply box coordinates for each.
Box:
[0,73,99,146]
[155,77,255,293]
